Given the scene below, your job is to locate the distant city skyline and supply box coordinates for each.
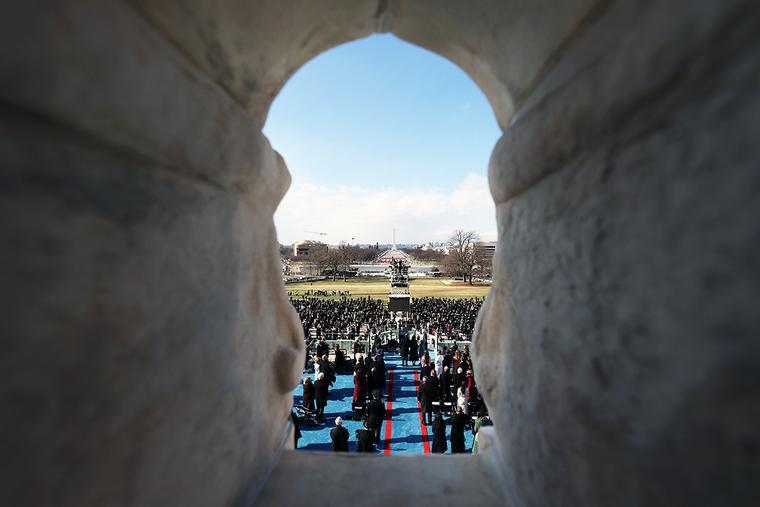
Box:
[284,238,492,249]
[264,34,501,245]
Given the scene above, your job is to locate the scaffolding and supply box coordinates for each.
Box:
[388,258,410,313]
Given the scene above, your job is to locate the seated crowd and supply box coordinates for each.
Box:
[408,297,483,337]
[290,296,484,347]
[294,289,352,298]
[290,296,392,343]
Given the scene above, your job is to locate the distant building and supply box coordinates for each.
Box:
[292,240,327,257]
[421,242,448,254]
[474,241,497,262]
[377,248,412,264]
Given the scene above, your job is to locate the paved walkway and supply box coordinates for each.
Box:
[292,353,473,454]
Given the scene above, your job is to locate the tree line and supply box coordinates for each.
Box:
[281,229,492,284]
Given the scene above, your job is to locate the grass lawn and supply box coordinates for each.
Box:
[285,277,490,299]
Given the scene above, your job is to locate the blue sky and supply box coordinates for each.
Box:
[264,34,501,245]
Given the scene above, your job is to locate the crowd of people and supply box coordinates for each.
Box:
[289,296,484,344]
[408,297,483,338]
[293,334,490,454]
[293,289,352,298]
[290,296,392,342]
[296,340,389,452]
[415,344,490,454]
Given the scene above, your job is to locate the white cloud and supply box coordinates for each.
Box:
[274,172,496,245]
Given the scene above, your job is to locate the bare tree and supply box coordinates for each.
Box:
[445,229,481,285]
[340,244,364,281]
[321,248,343,281]
[402,246,445,262]
[306,249,328,277]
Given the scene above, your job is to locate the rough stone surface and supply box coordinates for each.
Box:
[257,437,507,507]
[1,1,291,203]
[1,1,758,506]
[476,1,760,505]
[0,108,303,506]
[130,0,597,129]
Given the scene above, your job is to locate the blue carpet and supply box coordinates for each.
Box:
[293,353,473,454]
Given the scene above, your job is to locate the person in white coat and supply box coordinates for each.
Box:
[457,381,468,415]
[434,349,444,377]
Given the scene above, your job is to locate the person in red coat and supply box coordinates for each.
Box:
[466,369,478,401]
[353,368,366,404]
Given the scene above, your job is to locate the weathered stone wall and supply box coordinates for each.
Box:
[130,0,596,128]
[475,1,760,505]
[1,2,304,506]
[1,1,757,506]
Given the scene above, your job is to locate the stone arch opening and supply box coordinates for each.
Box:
[265,32,501,455]
[119,2,603,503]
[4,1,755,506]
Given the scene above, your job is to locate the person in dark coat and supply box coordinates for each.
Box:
[400,334,409,366]
[452,367,465,396]
[372,363,386,394]
[374,355,386,391]
[439,366,452,402]
[354,355,365,376]
[314,373,329,421]
[462,356,474,377]
[442,347,452,371]
[334,345,345,373]
[291,409,302,449]
[428,369,440,399]
[355,424,375,453]
[302,376,316,412]
[421,360,434,380]
[417,376,435,425]
[330,417,349,452]
[316,337,329,358]
[352,338,363,356]
[409,336,419,365]
[319,355,333,386]
[431,411,447,454]
[450,406,469,453]
[367,390,386,444]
